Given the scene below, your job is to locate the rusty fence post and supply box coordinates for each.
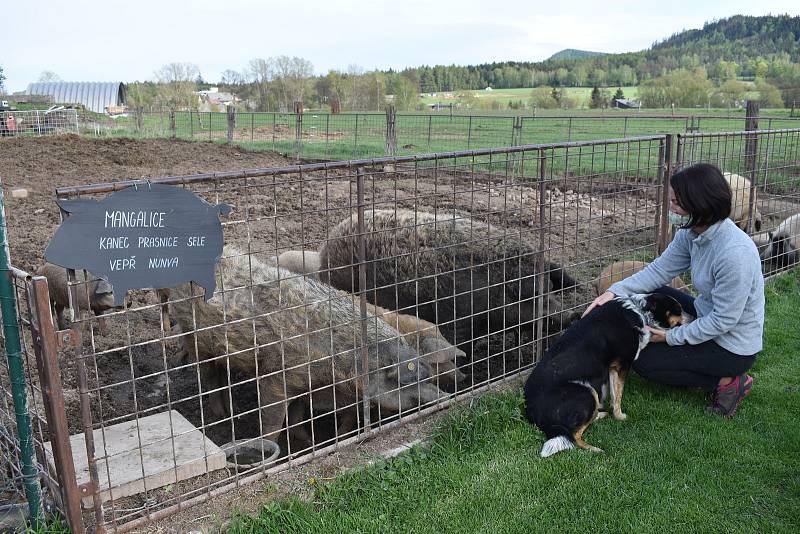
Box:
[355,168,371,432]
[535,150,547,361]
[26,276,85,533]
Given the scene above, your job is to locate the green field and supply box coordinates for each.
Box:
[419,86,640,109]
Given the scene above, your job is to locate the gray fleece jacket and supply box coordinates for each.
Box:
[608,218,764,355]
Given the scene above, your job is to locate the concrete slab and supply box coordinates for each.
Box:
[45,410,225,507]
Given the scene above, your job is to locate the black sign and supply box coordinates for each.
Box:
[44,183,231,305]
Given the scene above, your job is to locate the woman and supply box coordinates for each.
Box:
[583,163,764,417]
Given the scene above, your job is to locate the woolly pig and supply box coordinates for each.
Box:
[169,246,445,441]
[354,298,466,387]
[317,209,577,355]
[723,172,762,232]
[595,260,689,296]
[761,213,800,268]
[265,247,465,385]
[36,263,123,330]
[271,250,321,276]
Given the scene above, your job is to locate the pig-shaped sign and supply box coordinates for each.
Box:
[44,183,232,306]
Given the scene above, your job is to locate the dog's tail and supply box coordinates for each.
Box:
[540,434,575,457]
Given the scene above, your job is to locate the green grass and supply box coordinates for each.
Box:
[229,268,800,534]
[419,86,640,108]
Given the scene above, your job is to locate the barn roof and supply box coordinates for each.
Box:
[25,82,126,114]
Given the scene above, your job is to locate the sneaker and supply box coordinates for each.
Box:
[705,374,753,418]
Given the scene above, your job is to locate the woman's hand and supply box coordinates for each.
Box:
[647,326,667,343]
[581,291,616,318]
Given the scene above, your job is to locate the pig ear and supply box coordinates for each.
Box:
[94,279,114,295]
[56,198,98,214]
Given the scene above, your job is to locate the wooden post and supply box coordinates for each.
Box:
[168,109,176,139]
[226,105,236,145]
[658,134,675,254]
[385,105,397,156]
[744,101,760,234]
[294,101,304,159]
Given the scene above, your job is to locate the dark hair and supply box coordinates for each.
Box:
[669,163,731,228]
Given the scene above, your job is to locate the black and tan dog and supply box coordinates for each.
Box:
[524,293,683,457]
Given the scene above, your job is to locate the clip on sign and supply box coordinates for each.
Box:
[44,183,232,305]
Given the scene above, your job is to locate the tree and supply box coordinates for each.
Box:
[154,62,200,111]
[37,70,62,82]
[590,86,604,109]
[613,87,625,101]
[712,79,748,108]
[0,65,5,94]
[550,86,563,106]
[530,87,558,109]
[754,78,784,107]
[393,76,419,111]
[248,58,274,111]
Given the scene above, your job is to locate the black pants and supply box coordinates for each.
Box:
[632,287,756,392]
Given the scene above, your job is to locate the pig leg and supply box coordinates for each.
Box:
[257,374,290,442]
[286,398,312,448]
[201,361,229,419]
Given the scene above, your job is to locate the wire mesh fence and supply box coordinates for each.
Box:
[0,128,797,532]
[88,109,800,161]
[0,109,79,137]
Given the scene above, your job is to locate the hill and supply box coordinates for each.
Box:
[383,15,800,105]
[547,49,606,61]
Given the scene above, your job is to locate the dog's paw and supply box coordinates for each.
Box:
[613,411,628,421]
[588,445,604,453]
[594,411,608,421]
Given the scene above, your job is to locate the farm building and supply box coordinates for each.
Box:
[612,98,641,109]
[24,81,126,114]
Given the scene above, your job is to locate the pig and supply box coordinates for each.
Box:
[723,172,762,232]
[317,209,577,357]
[35,262,123,330]
[271,250,321,276]
[760,213,800,268]
[169,246,446,442]
[595,260,689,296]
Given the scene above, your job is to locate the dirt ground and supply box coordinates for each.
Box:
[3,134,779,532]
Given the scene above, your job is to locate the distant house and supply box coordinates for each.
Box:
[612,98,640,109]
[195,87,238,111]
[484,87,493,91]
[25,82,125,114]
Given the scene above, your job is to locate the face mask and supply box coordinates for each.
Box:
[668,211,691,227]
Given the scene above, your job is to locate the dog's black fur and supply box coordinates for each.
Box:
[524,293,683,457]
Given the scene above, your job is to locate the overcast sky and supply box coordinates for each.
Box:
[2,0,798,93]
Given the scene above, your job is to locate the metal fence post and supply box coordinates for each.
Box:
[0,181,42,525]
[189,109,193,139]
[467,116,472,150]
[427,115,432,151]
[355,168,371,432]
[535,150,547,361]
